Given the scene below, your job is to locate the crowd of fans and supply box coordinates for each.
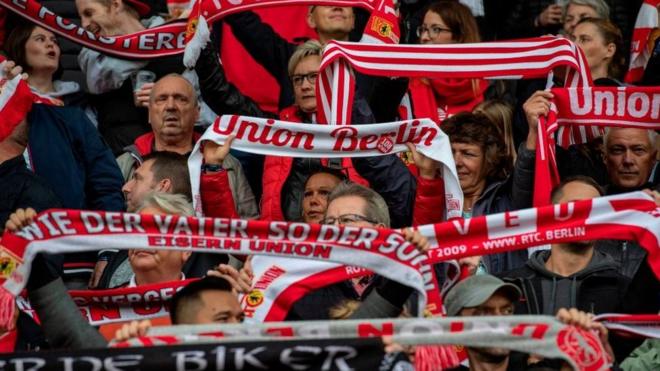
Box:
[0,0,659,369]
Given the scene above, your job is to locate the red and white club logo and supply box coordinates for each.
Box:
[556,326,608,371]
[377,136,394,154]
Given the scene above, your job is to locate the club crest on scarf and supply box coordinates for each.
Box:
[556,326,609,371]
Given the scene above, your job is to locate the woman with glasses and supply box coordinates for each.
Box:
[409,1,488,122]
[196,39,416,228]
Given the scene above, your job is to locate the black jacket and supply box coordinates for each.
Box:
[500,249,655,315]
[0,156,61,232]
[27,105,125,212]
[501,249,658,361]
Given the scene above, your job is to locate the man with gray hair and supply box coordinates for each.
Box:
[286,182,426,320]
[116,74,258,220]
[596,127,659,296]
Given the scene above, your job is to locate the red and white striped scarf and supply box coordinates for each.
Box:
[0,0,386,59]
[534,86,660,205]
[0,62,33,142]
[0,192,657,327]
[316,37,593,135]
[625,0,660,84]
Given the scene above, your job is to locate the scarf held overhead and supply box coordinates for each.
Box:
[316,37,593,132]
[0,0,389,59]
[0,212,433,315]
[189,115,463,219]
[124,316,611,371]
[534,86,660,205]
[0,192,657,325]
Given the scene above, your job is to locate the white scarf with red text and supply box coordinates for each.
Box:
[247,192,659,323]
[188,115,463,219]
[1,192,658,326]
[116,316,612,371]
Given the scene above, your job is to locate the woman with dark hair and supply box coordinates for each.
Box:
[571,17,626,83]
[2,23,124,289]
[409,1,488,122]
[3,24,94,121]
[412,110,538,274]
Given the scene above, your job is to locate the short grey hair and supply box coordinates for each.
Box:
[603,127,658,152]
[327,183,390,227]
[563,0,610,20]
[288,40,323,77]
[149,73,199,107]
[137,192,194,216]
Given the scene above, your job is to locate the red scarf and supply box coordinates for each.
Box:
[318,37,593,147]
[625,0,660,83]
[408,77,487,123]
[534,86,660,205]
[0,0,388,59]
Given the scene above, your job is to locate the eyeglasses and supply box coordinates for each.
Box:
[291,72,319,87]
[321,214,379,226]
[416,24,453,38]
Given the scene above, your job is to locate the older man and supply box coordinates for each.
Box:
[596,128,658,279]
[116,74,258,220]
[75,0,188,153]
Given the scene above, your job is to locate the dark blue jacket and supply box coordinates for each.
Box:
[27,104,125,212]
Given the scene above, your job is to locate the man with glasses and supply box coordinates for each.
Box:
[286,182,427,320]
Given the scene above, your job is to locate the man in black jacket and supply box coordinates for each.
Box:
[500,176,658,360]
[501,176,657,315]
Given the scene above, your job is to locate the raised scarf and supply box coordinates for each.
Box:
[534,86,660,205]
[0,0,391,59]
[189,115,464,219]
[118,316,612,371]
[625,0,660,83]
[0,191,657,327]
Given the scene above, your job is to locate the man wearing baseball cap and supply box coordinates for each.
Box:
[444,274,613,370]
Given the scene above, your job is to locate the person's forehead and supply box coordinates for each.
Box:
[136,159,155,177]
[481,292,513,307]
[153,76,194,96]
[327,195,367,214]
[557,181,600,202]
[607,128,652,146]
[567,3,597,14]
[200,290,240,309]
[293,55,321,73]
[307,173,341,188]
